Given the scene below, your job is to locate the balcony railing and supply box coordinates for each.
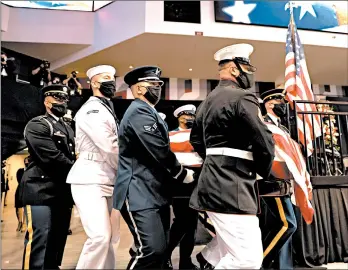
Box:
[292,100,348,183]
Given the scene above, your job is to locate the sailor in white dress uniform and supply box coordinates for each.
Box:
[67,65,120,269]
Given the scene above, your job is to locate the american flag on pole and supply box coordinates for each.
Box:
[284,7,321,156]
[266,123,314,224]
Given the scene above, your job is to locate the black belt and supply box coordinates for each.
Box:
[258,179,292,197]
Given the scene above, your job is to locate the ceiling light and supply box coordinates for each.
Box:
[189,68,193,71]
[129,65,133,69]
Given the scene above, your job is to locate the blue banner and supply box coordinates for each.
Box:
[214,1,348,34]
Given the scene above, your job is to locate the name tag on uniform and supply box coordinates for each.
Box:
[87,110,99,114]
[53,131,66,137]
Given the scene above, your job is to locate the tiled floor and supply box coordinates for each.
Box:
[1,191,347,269]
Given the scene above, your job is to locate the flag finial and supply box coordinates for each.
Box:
[285,1,295,17]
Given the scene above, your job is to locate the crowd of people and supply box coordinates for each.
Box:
[1,50,83,97]
[10,43,310,270]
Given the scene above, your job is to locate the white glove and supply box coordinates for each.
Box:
[183,169,195,184]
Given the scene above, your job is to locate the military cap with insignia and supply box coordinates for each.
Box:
[214,43,256,72]
[42,84,70,101]
[260,88,286,103]
[173,104,196,118]
[124,66,164,87]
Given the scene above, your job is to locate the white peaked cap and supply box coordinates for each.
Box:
[173,104,196,118]
[214,43,254,62]
[86,65,116,80]
[158,112,166,120]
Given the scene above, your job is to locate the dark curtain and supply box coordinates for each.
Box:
[293,186,348,266]
[1,78,86,160]
[1,78,44,160]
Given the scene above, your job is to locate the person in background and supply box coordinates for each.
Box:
[19,84,75,269]
[1,161,5,223]
[15,157,29,232]
[31,60,51,88]
[3,160,10,207]
[63,71,82,96]
[1,51,18,80]
[166,104,202,269]
[49,76,62,85]
[1,161,6,205]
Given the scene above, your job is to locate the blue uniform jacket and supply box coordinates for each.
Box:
[113,99,186,211]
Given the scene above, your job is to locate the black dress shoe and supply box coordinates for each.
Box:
[163,259,173,270]
[196,253,214,270]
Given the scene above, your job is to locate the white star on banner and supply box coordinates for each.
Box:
[294,1,317,20]
[222,1,257,24]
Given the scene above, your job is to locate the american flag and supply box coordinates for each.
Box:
[266,123,314,224]
[284,16,321,156]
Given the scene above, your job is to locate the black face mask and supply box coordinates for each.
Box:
[236,72,254,89]
[185,119,194,129]
[50,103,68,117]
[273,103,287,118]
[99,80,116,98]
[143,85,162,105]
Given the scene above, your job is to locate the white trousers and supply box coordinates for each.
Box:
[201,235,220,266]
[71,184,120,269]
[206,212,263,269]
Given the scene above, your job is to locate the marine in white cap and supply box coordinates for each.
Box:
[66,65,119,269]
[191,44,275,270]
[166,103,203,269]
[214,43,256,90]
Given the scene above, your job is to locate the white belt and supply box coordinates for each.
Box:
[206,147,262,180]
[79,152,104,162]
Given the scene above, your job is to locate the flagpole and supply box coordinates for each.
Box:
[283,1,296,96]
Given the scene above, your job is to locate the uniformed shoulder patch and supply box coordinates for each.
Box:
[87,110,99,114]
[144,123,158,133]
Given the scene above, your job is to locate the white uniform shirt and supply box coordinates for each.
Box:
[67,97,119,185]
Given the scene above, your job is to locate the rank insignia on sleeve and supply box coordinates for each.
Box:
[144,123,158,132]
[87,110,99,114]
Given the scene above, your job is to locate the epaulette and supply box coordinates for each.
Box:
[24,115,53,137]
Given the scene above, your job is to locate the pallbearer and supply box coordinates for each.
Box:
[189,44,275,269]
[166,104,202,269]
[113,66,195,269]
[20,85,75,269]
[67,65,119,269]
